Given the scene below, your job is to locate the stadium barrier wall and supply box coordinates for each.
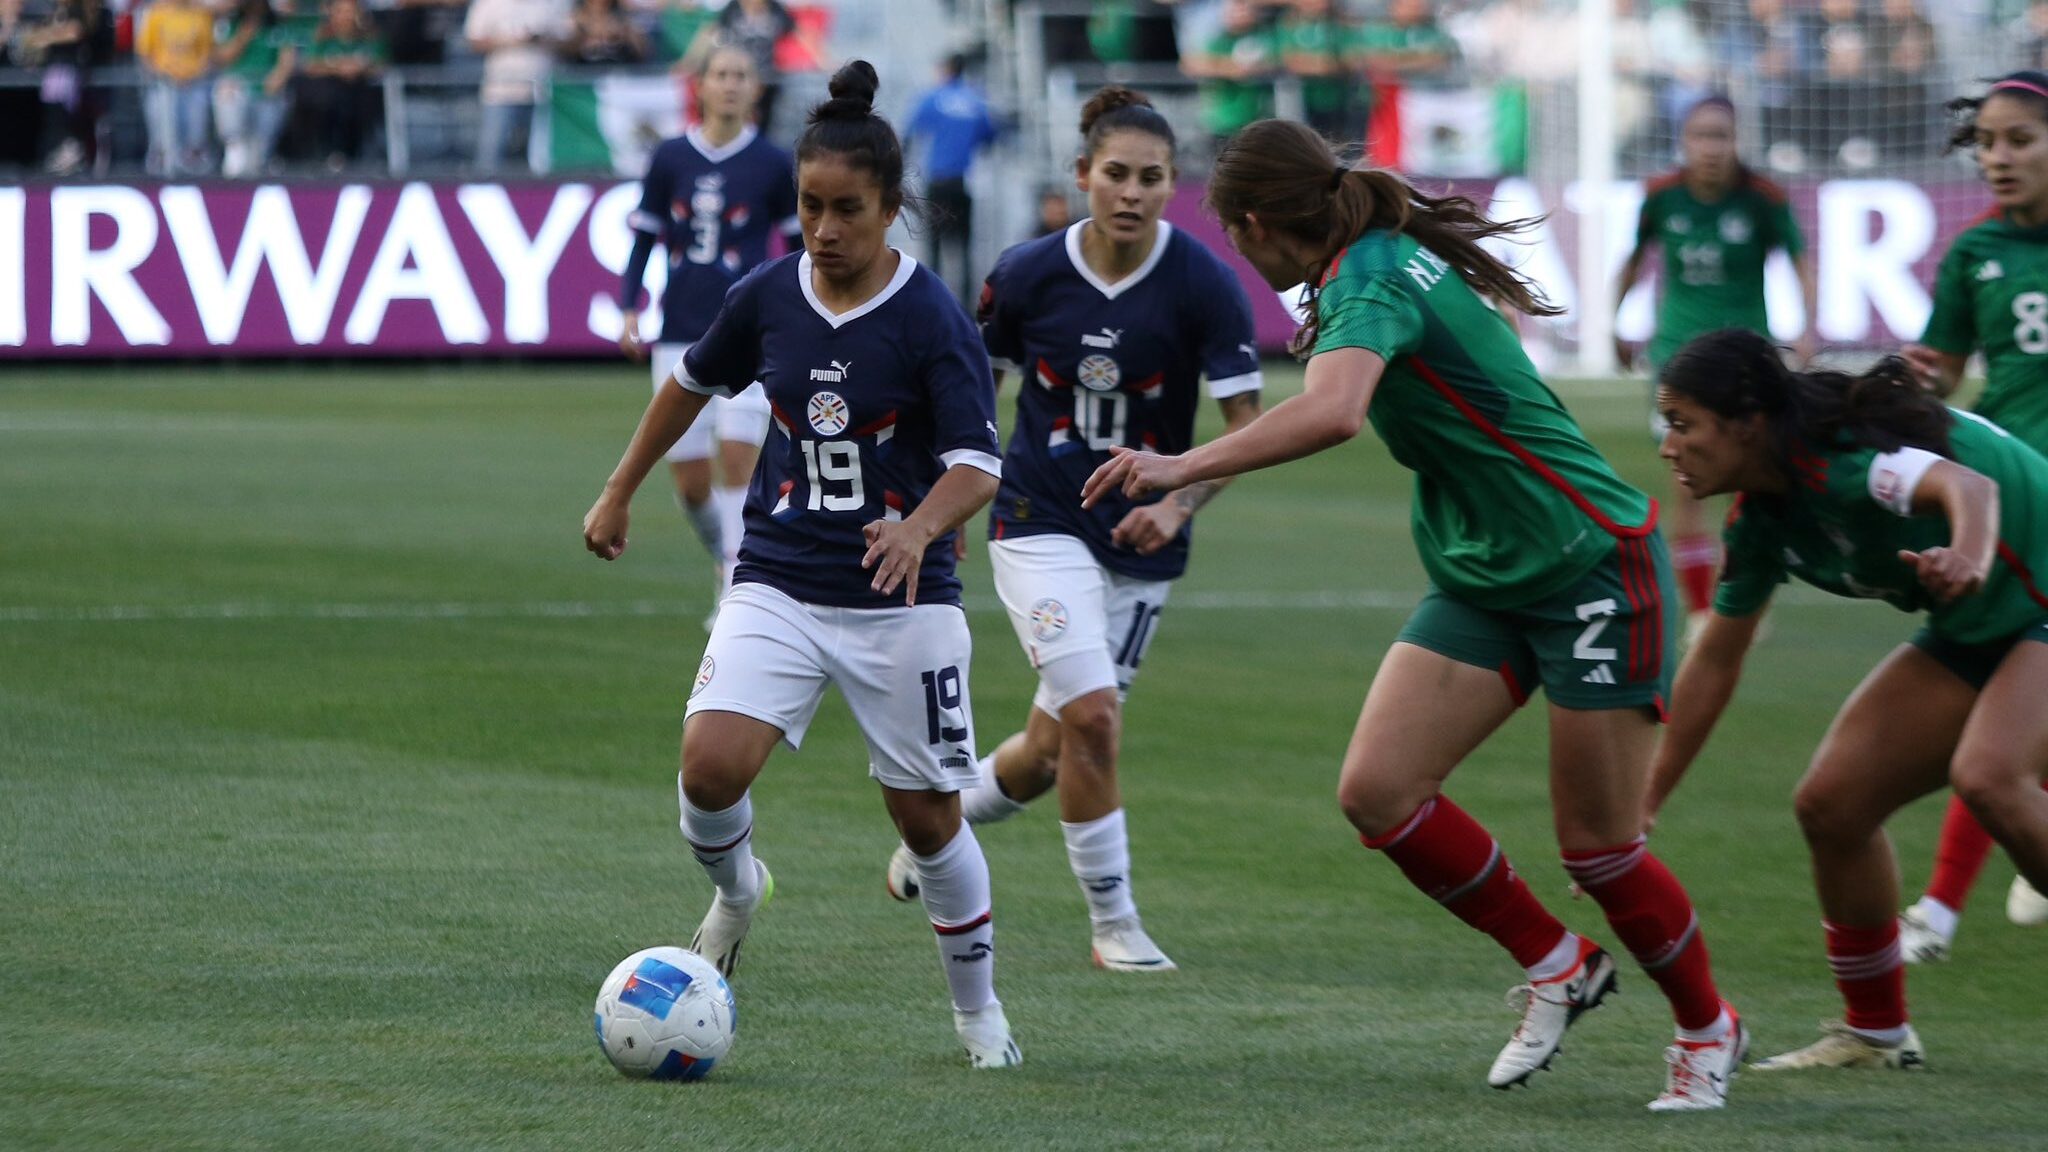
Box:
[0,177,1994,359]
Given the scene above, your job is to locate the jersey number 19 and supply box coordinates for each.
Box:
[799,440,865,510]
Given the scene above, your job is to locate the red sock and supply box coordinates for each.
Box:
[1925,794,1996,912]
[1672,534,1718,615]
[1562,837,1722,1031]
[1825,920,1907,1032]
[1363,796,1568,969]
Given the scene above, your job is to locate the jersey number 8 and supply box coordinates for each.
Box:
[799,440,865,511]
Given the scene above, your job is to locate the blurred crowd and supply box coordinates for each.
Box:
[0,0,824,176]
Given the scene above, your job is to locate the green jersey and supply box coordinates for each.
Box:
[1314,229,1656,609]
[1716,410,2048,643]
[1276,16,1352,116]
[1921,212,2048,452]
[1197,26,1277,136]
[1636,171,1805,367]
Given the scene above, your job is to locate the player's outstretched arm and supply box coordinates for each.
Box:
[1898,459,1999,603]
[1082,347,1381,507]
[1647,607,1766,824]
[583,377,711,560]
[862,464,1001,606]
[1110,390,1265,556]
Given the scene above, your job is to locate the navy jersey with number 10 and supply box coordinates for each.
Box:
[979,221,1264,581]
[680,251,1003,609]
[630,126,799,344]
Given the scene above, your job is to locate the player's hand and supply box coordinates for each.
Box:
[1111,501,1189,556]
[954,531,971,562]
[1898,546,1984,603]
[1081,447,1191,508]
[862,519,934,605]
[1900,343,1945,392]
[618,311,647,362]
[1794,330,1819,367]
[584,495,631,560]
[1613,336,1637,373]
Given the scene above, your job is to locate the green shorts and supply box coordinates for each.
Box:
[1910,619,2048,689]
[1396,534,1678,716]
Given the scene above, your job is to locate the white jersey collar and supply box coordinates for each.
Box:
[687,124,758,164]
[798,249,919,329]
[1065,219,1172,300]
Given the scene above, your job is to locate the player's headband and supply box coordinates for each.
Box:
[1992,78,2048,101]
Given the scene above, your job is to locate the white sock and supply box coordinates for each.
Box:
[713,485,746,575]
[1675,1004,1733,1043]
[1911,896,1959,940]
[913,824,997,1012]
[680,495,723,562]
[678,784,759,905]
[1525,932,1583,983]
[961,754,1028,826]
[1849,1022,1910,1046]
[1061,808,1138,924]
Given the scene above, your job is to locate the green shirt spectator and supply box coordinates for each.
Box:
[1182,0,1277,140]
[1358,0,1461,88]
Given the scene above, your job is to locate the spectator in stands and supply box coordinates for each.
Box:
[213,0,298,177]
[138,0,219,175]
[685,0,821,133]
[23,0,111,174]
[1277,0,1358,144]
[295,0,385,171]
[1717,0,1819,171]
[375,0,467,66]
[0,0,38,170]
[1613,0,1712,165]
[1181,0,1277,153]
[1875,0,1936,158]
[466,0,569,174]
[905,52,999,308]
[1814,0,1881,168]
[1034,184,1072,239]
[2015,1,2048,71]
[564,0,647,64]
[1356,0,1461,89]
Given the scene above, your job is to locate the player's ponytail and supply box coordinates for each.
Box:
[1080,85,1175,160]
[1207,119,1559,360]
[1660,329,1952,470]
[1946,70,2048,153]
[798,60,906,212]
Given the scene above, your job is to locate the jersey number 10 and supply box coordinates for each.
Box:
[1073,392,1129,451]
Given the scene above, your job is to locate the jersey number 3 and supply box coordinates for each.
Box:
[799,440,865,511]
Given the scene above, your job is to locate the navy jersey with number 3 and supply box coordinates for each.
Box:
[980,221,1263,580]
[680,252,1003,608]
[630,126,798,344]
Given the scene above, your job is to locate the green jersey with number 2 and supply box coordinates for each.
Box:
[1313,229,1657,610]
[1922,212,2048,452]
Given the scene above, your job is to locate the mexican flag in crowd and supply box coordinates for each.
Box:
[550,74,689,176]
[1367,83,1528,179]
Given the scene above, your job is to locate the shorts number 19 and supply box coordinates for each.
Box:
[921,665,967,745]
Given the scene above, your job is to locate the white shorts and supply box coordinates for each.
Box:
[685,582,981,792]
[654,343,772,463]
[988,534,1171,716]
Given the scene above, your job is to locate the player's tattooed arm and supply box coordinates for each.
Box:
[1169,390,1266,515]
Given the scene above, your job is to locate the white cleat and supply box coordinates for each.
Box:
[1752,1020,1925,1071]
[1647,1007,1748,1112]
[1090,916,1177,972]
[954,1003,1022,1069]
[1897,907,1952,965]
[2007,876,2048,926]
[688,859,772,978]
[1488,943,1618,1089]
[885,843,920,902]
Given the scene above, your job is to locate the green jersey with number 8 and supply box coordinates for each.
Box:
[1313,229,1657,610]
[1922,212,2048,451]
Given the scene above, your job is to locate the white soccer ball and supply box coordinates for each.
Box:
[594,946,736,1080]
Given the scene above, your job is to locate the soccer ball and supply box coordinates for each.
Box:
[593,946,736,1080]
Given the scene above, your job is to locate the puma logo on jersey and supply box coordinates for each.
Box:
[1239,342,1258,359]
[809,359,853,383]
[1977,260,2004,282]
[1080,327,1124,349]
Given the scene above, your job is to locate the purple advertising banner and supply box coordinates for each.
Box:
[0,177,2000,357]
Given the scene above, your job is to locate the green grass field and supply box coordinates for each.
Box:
[2,363,2040,1152]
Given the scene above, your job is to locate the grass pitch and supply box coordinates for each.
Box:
[2,363,2040,1151]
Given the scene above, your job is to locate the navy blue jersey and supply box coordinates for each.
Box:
[980,221,1263,580]
[629,126,798,345]
[680,252,1003,609]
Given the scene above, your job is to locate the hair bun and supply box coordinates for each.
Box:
[1079,85,1152,138]
[825,59,880,113]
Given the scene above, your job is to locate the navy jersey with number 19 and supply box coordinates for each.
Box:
[630,126,799,344]
[680,251,1003,609]
[980,220,1263,581]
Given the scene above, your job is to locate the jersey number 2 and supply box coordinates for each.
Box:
[799,440,865,511]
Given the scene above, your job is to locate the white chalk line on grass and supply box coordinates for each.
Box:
[0,587,1876,623]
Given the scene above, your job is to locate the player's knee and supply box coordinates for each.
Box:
[679,748,753,810]
[1790,774,1873,849]
[1336,772,1426,839]
[1057,690,1121,763]
[892,804,960,857]
[1950,748,2030,824]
